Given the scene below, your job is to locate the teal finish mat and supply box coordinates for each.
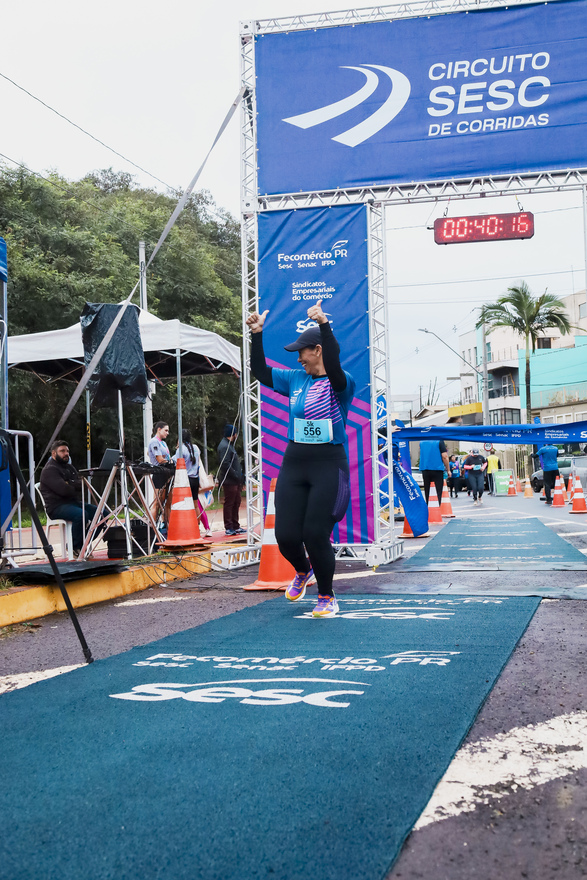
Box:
[404,517,587,570]
[0,595,540,880]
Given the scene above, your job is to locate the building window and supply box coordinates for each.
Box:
[489,408,521,425]
[580,302,587,320]
[536,338,552,349]
[463,385,474,403]
[486,341,492,361]
[502,374,515,396]
[555,413,573,423]
[574,412,587,421]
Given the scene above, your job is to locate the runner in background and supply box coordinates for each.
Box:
[537,442,560,505]
[463,448,488,506]
[419,437,451,505]
[448,454,461,499]
[246,300,355,618]
[486,448,502,495]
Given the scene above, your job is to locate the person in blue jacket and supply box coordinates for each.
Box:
[246,300,355,618]
[537,442,560,504]
[419,438,451,505]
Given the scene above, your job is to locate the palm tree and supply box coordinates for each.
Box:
[476,282,574,424]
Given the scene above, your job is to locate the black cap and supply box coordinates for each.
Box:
[284,326,322,352]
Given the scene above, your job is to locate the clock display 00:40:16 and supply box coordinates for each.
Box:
[433,212,535,244]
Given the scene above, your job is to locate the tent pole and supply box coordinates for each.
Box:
[201,376,208,472]
[139,240,153,461]
[85,389,91,469]
[118,389,133,560]
[176,348,183,451]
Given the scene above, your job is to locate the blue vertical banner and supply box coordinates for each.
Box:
[0,238,7,282]
[257,205,373,544]
[0,239,10,526]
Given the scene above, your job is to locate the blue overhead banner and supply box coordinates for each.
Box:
[256,0,587,194]
[257,204,374,544]
[0,238,7,282]
[396,421,587,445]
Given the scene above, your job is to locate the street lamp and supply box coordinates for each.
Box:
[418,328,489,424]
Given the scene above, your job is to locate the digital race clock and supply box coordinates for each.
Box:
[433,212,535,245]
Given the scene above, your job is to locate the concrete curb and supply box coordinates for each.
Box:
[0,552,213,626]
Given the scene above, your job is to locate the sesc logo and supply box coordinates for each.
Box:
[110,677,368,708]
[296,314,333,334]
[283,64,411,147]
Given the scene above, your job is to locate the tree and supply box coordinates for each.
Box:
[476,282,574,424]
[0,165,243,467]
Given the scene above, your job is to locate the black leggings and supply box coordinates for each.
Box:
[275,442,350,597]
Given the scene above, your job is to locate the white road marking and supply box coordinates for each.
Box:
[0,664,83,694]
[415,711,587,829]
[114,596,190,607]
[557,531,587,537]
[333,569,381,580]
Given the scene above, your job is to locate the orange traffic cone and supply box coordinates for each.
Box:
[523,477,534,498]
[568,476,575,505]
[427,483,444,525]
[507,473,517,496]
[400,516,430,539]
[552,475,565,508]
[440,480,456,518]
[516,475,522,493]
[160,458,204,548]
[560,476,569,504]
[244,479,298,590]
[569,476,587,514]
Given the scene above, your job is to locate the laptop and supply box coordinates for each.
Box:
[98,448,122,471]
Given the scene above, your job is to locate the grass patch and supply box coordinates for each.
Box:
[0,622,40,639]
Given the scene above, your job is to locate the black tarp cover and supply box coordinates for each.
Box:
[81,303,148,408]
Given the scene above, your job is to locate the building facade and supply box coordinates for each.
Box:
[457,290,587,425]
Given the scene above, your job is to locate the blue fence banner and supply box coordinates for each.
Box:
[396,421,587,445]
[392,460,429,536]
[256,0,587,194]
[257,205,373,544]
[0,238,6,283]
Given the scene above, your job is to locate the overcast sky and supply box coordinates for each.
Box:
[2,1,585,403]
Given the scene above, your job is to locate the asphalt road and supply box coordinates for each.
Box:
[1,490,586,878]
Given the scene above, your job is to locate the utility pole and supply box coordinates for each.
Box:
[481,322,490,426]
[419,328,487,421]
[139,241,154,462]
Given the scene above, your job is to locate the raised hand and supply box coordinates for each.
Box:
[246,309,269,333]
[307,299,327,325]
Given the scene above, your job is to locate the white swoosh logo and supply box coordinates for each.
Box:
[282,64,411,147]
[283,66,379,129]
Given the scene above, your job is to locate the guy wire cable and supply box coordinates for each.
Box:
[38,87,246,467]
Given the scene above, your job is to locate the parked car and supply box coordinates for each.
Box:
[531,457,587,492]
[411,468,424,488]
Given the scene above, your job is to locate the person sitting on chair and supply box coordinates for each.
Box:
[39,440,98,556]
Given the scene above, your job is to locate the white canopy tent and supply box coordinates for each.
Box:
[7,308,241,381]
[7,308,241,464]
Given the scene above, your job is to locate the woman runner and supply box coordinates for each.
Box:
[247,300,355,618]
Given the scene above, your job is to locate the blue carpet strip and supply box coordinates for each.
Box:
[404,516,587,570]
[0,594,539,880]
